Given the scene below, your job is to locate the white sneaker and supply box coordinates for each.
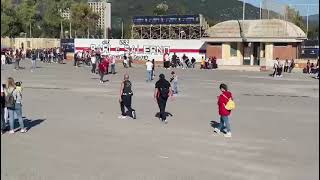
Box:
[118,115,127,119]
[20,128,27,133]
[132,111,136,119]
[224,132,232,138]
[164,119,168,124]
[213,128,221,134]
[9,130,15,134]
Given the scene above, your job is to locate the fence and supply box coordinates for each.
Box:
[1,37,60,49]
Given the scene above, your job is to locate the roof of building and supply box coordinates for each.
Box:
[205,19,307,42]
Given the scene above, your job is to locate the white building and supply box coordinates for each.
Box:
[88,0,111,39]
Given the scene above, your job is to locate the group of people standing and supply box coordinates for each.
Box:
[1,77,27,135]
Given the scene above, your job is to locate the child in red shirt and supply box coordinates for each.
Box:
[98,59,106,83]
[214,83,233,137]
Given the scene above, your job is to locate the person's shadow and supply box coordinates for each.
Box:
[210,120,225,133]
[155,112,173,118]
[11,118,46,131]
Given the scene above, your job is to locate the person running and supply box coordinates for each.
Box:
[154,74,172,124]
[170,71,178,94]
[146,60,153,82]
[4,77,27,134]
[118,74,136,119]
[214,83,233,137]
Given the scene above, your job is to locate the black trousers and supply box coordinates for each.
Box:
[120,95,134,116]
[157,97,168,120]
[91,63,96,73]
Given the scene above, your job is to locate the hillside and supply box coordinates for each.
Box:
[109,0,265,36]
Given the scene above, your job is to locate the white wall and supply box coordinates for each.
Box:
[74,39,206,62]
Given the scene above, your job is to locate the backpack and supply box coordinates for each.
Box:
[222,94,235,111]
[5,88,16,109]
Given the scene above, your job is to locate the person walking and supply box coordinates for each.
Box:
[118,74,136,119]
[146,60,153,82]
[214,83,233,137]
[154,74,172,124]
[110,55,116,74]
[4,77,27,134]
[151,59,155,80]
[98,58,107,83]
[90,52,97,74]
[170,71,178,94]
[1,82,5,135]
[31,50,37,72]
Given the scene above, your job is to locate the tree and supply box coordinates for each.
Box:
[70,3,100,37]
[153,1,169,15]
[1,0,17,36]
[15,0,37,37]
[285,5,306,32]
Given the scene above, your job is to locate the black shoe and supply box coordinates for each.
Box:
[132,111,136,119]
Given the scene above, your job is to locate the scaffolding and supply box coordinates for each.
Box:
[131,14,209,39]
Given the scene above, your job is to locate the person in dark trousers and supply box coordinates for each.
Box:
[154,74,172,124]
[151,59,155,80]
[289,59,295,73]
[214,83,233,138]
[118,74,136,119]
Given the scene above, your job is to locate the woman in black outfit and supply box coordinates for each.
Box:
[118,74,136,119]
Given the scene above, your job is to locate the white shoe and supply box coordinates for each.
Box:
[224,132,232,138]
[9,130,15,134]
[213,128,221,134]
[164,119,168,124]
[20,128,27,133]
[118,115,127,119]
[132,111,136,119]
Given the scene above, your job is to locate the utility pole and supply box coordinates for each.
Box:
[60,21,64,39]
[69,22,72,38]
[259,1,262,20]
[243,0,246,21]
[121,19,124,39]
[29,23,32,38]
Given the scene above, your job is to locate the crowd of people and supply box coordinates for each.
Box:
[272,58,296,77]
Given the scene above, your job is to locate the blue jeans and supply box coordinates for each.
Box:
[172,81,178,94]
[111,64,115,74]
[216,116,231,133]
[146,70,152,82]
[8,103,25,130]
[1,105,4,131]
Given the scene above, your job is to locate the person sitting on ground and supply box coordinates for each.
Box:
[277,61,283,77]
[272,58,280,77]
[212,56,218,69]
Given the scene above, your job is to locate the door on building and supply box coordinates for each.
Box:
[253,42,260,66]
[243,43,251,65]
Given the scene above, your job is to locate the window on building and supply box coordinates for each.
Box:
[230,42,237,57]
[274,43,288,47]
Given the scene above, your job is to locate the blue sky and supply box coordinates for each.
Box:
[243,0,319,15]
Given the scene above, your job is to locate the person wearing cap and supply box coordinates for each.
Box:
[118,74,136,119]
[154,74,172,123]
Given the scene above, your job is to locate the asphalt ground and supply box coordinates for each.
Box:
[1,60,319,180]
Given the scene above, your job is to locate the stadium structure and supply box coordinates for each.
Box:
[131,14,209,39]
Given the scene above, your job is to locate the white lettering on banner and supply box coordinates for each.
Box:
[143,45,170,55]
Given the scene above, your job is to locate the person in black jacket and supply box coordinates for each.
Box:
[154,74,172,123]
[118,74,136,119]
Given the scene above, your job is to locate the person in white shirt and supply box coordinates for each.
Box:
[1,53,6,65]
[146,60,153,82]
[90,52,97,73]
[272,58,279,77]
[110,55,116,74]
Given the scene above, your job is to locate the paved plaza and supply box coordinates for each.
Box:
[1,61,319,180]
